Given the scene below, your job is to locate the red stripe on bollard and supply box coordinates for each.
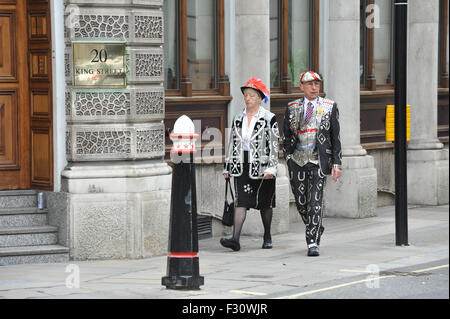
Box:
[168,252,198,258]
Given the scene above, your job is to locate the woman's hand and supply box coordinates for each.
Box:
[263,173,274,179]
[223,173,230,179]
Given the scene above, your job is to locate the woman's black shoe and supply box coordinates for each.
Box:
[262,239,272,249]
[220,238,240,251]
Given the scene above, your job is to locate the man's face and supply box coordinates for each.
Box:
[300,80,321,101]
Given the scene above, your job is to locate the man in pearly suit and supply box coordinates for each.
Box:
[283,71,342,257]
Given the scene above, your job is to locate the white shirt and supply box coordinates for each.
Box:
[242,107,260,151]
[303,97,319,120]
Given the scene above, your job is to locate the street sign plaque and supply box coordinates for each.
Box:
[72,42,126,88]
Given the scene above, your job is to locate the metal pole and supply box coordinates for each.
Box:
[394,0,408,246]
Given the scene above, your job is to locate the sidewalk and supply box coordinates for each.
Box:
[0,204,448,299]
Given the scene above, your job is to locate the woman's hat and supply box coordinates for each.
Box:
[299,71,322,84]
[240,77,270,103]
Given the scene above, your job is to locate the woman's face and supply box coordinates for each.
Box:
[243,88,262,108]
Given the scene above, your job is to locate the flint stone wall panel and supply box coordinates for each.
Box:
[66,123,165,161]
[65,8,163,44]
[66,87,164,123]
[65,0,163,7]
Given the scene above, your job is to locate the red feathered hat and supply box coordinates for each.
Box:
[240,77,270,103]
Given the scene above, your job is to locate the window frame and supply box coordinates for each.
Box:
[439,0,449,88]
[164,0,229,97]
[360,0,394,91]
[360,0,449,147]
[270,0,320,94]
[360,0,395,91]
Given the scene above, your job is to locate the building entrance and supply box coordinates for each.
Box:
[0,0,53,190]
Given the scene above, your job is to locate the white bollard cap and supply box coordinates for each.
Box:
[169,115,199,153]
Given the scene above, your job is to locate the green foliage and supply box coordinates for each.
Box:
[288,49,308,84]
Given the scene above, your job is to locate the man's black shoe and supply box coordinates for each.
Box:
[220,238,240,251]
[307,246,320,257]
[262,239,273,249]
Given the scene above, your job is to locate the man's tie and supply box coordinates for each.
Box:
[305,102,314,123]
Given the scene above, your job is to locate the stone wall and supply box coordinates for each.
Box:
[64,2,165,161]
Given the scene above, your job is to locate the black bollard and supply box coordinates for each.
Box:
[162,115,204,290]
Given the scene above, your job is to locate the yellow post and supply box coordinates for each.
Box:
[385,105,410,142]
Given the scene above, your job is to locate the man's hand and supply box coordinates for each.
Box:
[331,168,341,182]
[264,173,274,179]
[223,173,230,179]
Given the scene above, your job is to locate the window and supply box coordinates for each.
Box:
[438,0,449,88]
[360,0,449,144]
[438,0,449,140]
[270,0,281,88]
[164,0,179,90]
[374,0,394,86]
[163,0,230,159]
[360,0,394,90]
[163,0,228,96]
[360,0,396,145]
[187,0,217,90]
[287,0,313,86]
[269,0,319,93]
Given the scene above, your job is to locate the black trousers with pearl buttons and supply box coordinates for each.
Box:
[287,160,325,247]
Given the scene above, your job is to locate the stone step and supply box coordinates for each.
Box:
[0,190,69,265]
[0,208,48,227]
[0,190,38,209]
[0,226,58,248]
[0,245,69,266]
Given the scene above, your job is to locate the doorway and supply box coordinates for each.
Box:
[0,0,53,190]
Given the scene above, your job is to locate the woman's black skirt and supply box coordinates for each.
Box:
[234,152,276,210]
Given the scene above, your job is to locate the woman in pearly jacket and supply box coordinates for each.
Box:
[221,77,280,251]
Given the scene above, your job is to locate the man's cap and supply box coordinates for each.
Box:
[299,71,322,83]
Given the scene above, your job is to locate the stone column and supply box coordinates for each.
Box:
[231,0,290,235]
[231,0,271,114]
[62,0,171,260]
[407,0,449,205]
[323,0,377,218]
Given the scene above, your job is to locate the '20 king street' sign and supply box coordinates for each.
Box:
[72,42,126,88]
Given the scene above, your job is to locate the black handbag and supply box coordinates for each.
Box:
[222,178,235,226]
